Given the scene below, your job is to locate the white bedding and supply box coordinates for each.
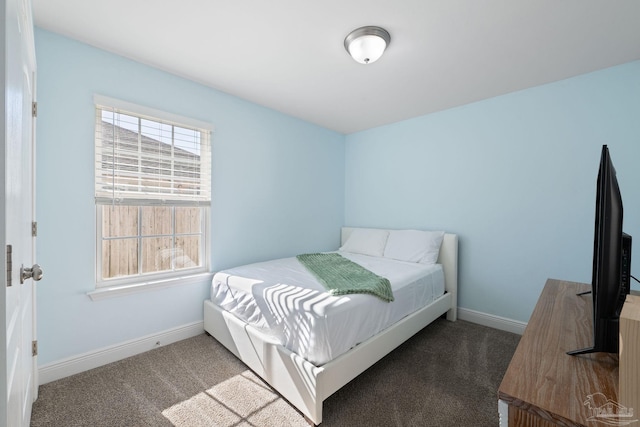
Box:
[210,251,445,365]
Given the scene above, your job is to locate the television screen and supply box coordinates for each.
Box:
[568,145,631,355]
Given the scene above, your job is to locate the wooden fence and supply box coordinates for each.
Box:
[101,205,201,280]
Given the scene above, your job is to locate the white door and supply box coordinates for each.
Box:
[2,0,39,425]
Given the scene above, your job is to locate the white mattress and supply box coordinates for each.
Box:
[210,251,445,365]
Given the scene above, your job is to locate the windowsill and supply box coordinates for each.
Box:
[87,271,214,301]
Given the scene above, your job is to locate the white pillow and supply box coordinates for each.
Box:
[339,228,389,257]
[383,229,445,264]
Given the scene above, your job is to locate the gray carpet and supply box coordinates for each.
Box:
[30,319,520,426]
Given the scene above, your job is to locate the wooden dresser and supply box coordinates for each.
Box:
[498,279,620,426]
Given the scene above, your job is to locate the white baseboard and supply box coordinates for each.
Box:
[38,321,204,385]
[38,311,523,385]
[457,307,527,335]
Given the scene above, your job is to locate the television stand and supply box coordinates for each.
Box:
[498,279,619,426]
[566,345,598,356]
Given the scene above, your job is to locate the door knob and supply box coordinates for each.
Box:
[21,264,43,284]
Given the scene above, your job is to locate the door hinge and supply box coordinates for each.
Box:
[32,101,37,118]
[32,221,37,237]
[6,245,12,287]
[32,340,38,357]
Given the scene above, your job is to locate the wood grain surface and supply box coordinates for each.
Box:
[620,294,640,419]
[498,279,619,426]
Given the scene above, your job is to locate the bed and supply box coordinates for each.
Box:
[203,227,458,425]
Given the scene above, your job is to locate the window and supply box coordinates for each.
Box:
[94,96,212,288]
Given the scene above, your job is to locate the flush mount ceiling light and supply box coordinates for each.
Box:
[344,26,391,64]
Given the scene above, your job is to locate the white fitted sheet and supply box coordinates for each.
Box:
[210,251,445,365]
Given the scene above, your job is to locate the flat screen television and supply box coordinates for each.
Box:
[568,145,632,355]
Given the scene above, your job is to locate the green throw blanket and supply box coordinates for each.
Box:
[296,253,394,302]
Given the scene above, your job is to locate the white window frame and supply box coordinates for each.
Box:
[92,95,213,296]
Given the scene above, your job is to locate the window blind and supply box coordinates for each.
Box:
[95,102,212,206]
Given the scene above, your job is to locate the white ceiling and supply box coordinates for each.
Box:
[32,0,640,134]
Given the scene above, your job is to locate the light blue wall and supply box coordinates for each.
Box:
[345,61,640,322]
[35,25,640,366]
[34,29,345,365]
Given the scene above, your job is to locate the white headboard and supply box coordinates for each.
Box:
[341,227,458,320]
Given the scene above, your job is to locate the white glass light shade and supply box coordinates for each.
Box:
[347,35,387,64]
[344,26,391,64]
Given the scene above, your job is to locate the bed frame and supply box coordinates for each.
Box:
[203,227,458,425]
